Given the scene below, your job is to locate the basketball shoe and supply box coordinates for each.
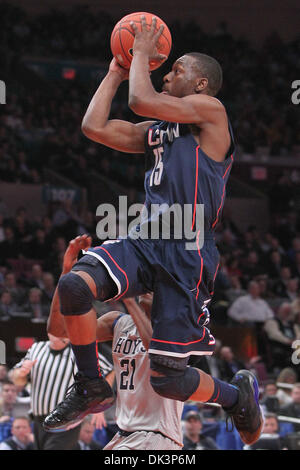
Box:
[224,369,264,445]
[43,372,115,432]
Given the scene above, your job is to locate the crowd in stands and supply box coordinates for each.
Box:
[0,2,300,197]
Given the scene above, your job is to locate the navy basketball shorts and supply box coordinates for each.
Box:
[80,236,219,358]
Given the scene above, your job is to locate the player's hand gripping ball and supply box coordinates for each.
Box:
[110,12,172,71]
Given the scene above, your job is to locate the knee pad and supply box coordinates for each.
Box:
[150,353,189,376]
[150,367,200,402]
[58,272,95,316]
[149,354,200,401]
[72,254,117,300]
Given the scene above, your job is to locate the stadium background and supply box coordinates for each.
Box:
[0,0,300,450]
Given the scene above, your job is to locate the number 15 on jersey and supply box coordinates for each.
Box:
[149,147,164,187]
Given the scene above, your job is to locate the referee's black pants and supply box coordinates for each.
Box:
[33,416,81,450]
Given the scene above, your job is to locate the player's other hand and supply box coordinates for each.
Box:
[62,234,92,274]
[109,58,129,81]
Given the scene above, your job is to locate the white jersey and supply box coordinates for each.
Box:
[112,314,183,446]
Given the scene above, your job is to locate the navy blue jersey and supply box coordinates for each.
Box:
[81,116,235,357]
[137,120,235,239]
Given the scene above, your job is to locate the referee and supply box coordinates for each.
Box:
[10,333,113,450]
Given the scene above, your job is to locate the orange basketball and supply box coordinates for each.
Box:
[110,12,172,71]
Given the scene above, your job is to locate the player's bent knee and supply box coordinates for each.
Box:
[149,354,200,401]
[58,272,95,316]
[150,367,200,402]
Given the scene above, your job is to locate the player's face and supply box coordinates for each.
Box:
[162,55,202,98]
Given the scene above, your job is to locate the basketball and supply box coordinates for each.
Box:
[110,12,172,71]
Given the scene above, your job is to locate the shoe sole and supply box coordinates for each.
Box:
[233,370,265,445]
[43,396,115,433]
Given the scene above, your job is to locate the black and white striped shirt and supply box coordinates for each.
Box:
[14,341,113,417]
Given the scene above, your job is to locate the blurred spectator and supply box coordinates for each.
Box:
[256,275,274,300]
[0,416,34,450]
[267,250,285,279]
[0,227,21,263]
[27,229,50,260]
[276,368,298,406]
[273,266,293,297]
[0,291,18,319]
[241,251,266,285]
[264,302,299,369]
[44,236,67,278]
[226,275,247,304]
[0,380,30,425]
[218,346,246,382]
[182,411,219,450]
[22,288,49,320]
[285,278,299,302]
[291,293,300,317]
[260,381,280,414]
[2,273,25,305]
[0,365,8,392]
[227,281,274,324]
[72,416,103,450]
[41,272,55,304]
[292,252,300,278]
[26,264,45,290]
[280,383,300,432]
[262,413,280,434]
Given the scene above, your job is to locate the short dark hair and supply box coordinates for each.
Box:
[1,379,15,388]
[185,52,223,96]
[264,412,278,422]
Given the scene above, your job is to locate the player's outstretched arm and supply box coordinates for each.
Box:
[123,297,153,350]
[95,311,122,342]
[81,58,153,153]
[47,235,92,337]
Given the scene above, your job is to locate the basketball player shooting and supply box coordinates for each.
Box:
[44,15,263,445]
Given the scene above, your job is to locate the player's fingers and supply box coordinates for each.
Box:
[130,21,138,35]
[154,23,164,41]
[155,54,168,63]
[140,15,147,31]
[151,16,157,34]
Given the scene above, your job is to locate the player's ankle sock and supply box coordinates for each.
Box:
[206,377,239,409]
[71,341,102,379]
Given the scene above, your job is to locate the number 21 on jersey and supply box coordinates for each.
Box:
[149,147,164,187]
